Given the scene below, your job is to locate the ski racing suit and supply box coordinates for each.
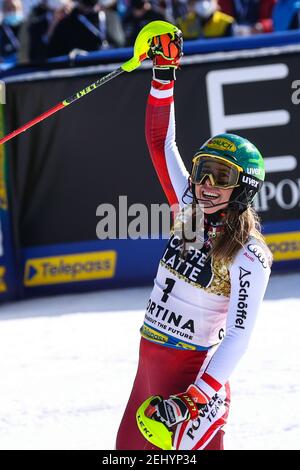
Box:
[116,79,271,450]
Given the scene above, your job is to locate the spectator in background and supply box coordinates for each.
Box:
[0,0,24,62]
[47,0,126,58]
[273,0,300,31]
[177,0,235,39]
[19,1,72,63]
[171,0,189,20]
[125,1,167,45]
[218,0,275,35]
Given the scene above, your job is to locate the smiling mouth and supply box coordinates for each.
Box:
[201,190,220,200]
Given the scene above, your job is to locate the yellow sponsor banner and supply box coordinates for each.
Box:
[0,266,7,293]
[265,231,300,261]
[24,250,117,287]
[141,324,168,344]
[207,137,236,153]
[175,341,196,350]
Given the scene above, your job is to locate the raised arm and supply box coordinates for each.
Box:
[145,33,189,208]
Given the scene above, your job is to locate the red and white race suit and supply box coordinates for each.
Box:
[116,80,271,450]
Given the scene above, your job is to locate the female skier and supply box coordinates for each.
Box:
[116,31,272,450]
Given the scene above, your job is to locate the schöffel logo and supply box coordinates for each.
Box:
[236,267,251,330]
[239,266,251,281]
[242,175,259,188]
[207,138,236,152]
[24,251,117,287]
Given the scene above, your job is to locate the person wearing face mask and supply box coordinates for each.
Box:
[0,0,24,62]
[177,0,235,39]
[47,0,126,59]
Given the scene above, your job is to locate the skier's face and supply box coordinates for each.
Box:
[194,178,234,214]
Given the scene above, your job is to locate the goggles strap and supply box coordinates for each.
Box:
[238,172,262,190]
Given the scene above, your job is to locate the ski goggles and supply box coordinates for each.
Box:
[190,154,243,189]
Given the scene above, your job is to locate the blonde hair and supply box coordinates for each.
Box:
[211,206,272,265]
[179,205,273,267]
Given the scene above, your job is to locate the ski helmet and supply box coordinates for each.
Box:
[191,133,265,213]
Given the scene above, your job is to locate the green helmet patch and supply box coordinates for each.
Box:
[197,133,265,182]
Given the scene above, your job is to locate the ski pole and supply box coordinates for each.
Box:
[0,68,124,146]
[0,20,180,146]
[136,397,174,450]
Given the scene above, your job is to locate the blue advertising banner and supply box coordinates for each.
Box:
[21,239,166,297]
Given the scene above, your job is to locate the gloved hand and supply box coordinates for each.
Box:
[145,384,209,429]
[148,30,183,81]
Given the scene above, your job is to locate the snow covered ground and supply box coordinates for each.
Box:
[0,272,299,450]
